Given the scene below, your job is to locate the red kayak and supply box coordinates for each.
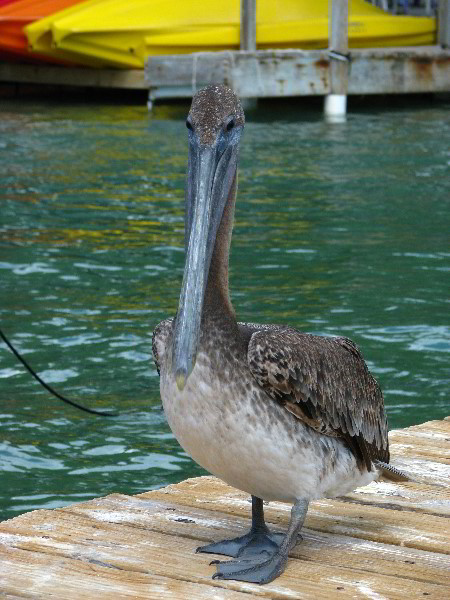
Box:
[0,0,84,63]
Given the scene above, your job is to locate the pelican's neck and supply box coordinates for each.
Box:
[204,173,237,318]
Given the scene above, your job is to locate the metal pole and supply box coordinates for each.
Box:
[240,0,256,51]
[438,0,450,48]
[324,0,349,120]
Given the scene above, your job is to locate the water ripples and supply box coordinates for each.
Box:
[0,98,449,519]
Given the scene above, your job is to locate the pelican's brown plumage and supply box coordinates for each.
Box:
[152,85,392,584]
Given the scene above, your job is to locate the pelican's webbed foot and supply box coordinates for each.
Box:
[197,529,284,558]
[206,498,309,584]
[196,496,283,559]
[211,550,289,584]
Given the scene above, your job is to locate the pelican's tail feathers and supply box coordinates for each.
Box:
[374,460,412,482]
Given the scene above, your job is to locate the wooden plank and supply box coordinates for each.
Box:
[147,52,230,94]
[388,419,450,485]
[386,456,450,488]
[0,546,252,600]
[2,543,446,600]
[0,46,448,97]
[0,64,146,89]
[66,495,450,584]
[145,46,450,98]
[146,50,331,97]
[1,505,448,599]
[349,47,450,94]
[389,425,450,464]
[1,46,448,97]
[145,477,450,555]
[389,439,450,463]
[329,0,349,95]
[397,417,450,436]
[342,480,450,516]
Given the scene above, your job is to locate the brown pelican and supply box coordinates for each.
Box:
[152,85,394,584]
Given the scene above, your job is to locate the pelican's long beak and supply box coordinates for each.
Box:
[172,122,242,390]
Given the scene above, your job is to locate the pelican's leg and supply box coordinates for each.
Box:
[196,496,285,558]
[211,498,309,584]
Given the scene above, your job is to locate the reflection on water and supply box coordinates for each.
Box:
[0,98,449,520]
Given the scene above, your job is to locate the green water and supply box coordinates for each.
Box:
[0,97,449,521]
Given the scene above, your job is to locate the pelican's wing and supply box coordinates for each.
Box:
[152,318,174,375]
[245,325,389,469]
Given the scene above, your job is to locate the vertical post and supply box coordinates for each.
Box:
[240,0,256,51]
[438,0,450,47]
[324,0,349,120]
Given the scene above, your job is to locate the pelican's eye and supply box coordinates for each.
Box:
[225,118,235,132]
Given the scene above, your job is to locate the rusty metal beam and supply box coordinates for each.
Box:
[146,47,450,101]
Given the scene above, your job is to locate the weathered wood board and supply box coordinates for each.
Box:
[1,46,449,99]
[0,418,449,599]
[0,64,146,89]
[145,46,450,99]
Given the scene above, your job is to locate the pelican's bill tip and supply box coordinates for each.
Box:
[175,369,187,391]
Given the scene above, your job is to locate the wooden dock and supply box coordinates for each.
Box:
[144,0,450,108]
[1,45,449,101]
[0,417,449,599]
[0,63,146,90]
[145,46,450,104]
[0,0,449,108]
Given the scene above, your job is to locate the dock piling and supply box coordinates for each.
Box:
[325,0,349,121]
[240,0,258,110]
[240,0,256,51]
[439,0,450,47]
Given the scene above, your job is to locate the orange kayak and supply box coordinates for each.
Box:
[0,0,84,63]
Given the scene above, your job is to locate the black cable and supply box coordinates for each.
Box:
[0,327,118,417]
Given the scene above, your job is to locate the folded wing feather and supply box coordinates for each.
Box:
[245,325,389,470]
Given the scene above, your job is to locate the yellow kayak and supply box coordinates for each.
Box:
[25,0,436,69]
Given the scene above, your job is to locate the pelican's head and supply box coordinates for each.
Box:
[172,85,245,390]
